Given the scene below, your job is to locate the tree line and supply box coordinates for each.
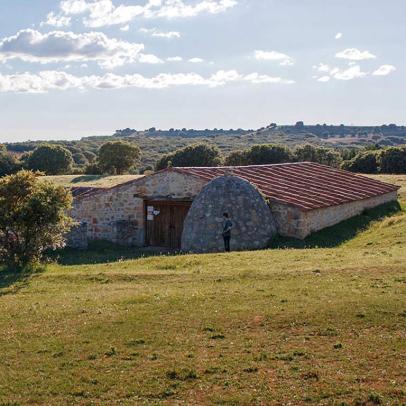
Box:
[1,141,406,178]
[156,143,406,174]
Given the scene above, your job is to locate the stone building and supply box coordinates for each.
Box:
[69,162,399,252]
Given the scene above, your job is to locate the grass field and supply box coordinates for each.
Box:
[0,176,405,405]
[43,174,145,188]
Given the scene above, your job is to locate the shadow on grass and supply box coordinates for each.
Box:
[51,240,178,266]
[0,266,45,297]
[70,175,105,184]
[270,201,401,249]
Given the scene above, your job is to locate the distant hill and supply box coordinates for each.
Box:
[109,122,406,147]
[5,123,406,170]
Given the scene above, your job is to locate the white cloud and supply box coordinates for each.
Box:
[149,0,238,19]
[372,64,396,76]
[0,29,163,69]
[254,50,294,66]
[317,76,330,82]
[140,27,181,39]
[243,72,295,84]
[0,69,294,93]
[57,0,237,28]
[189,57,204,63]
[313,63,368,81]
[60,0,90,14]
[335,32,343,40]
[335,48,376,61]
[138,53,164,64]
[41,12,71,27]
[167,56,183,62]
[331,65,367,80]
[313,63,330,73]
[120,24,130,31]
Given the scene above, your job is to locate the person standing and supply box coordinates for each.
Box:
[222,212,233,252]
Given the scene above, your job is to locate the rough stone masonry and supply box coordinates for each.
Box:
[182,175,277,252]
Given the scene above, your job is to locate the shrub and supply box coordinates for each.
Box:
[379,145,406,174]
[156,143,223,170]
[0,145,21,177]
[27,144,74,175]
[0,171,73,268]
[84,163,103,175]
[294,144,342,167]
[224,150,250,166]
[98,141,141,175]
[72,152,89,166]
[245,144,292,165]
[341,151,379,173]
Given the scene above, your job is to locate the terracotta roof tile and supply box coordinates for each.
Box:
[170,162,399,211]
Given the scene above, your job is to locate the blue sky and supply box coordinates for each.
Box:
[0,0,404,142]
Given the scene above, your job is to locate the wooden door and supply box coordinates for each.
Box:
[145,201,191,249]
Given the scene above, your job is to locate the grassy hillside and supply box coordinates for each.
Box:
[0,176,405,405]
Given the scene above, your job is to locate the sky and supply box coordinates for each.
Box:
[0,0,405,142]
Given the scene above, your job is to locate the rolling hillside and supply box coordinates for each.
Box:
[0,176,405,405]
[6,123,406,170]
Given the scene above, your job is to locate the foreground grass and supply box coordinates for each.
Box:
[0,176,405,405]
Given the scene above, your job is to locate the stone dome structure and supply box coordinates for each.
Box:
[181,175,277,253]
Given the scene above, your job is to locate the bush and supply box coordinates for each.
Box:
[294,144,342,167]
[27,144,74,175]
[341,151,379,173]
[0,171,73,268]
[98,141,141,175]
[0,145,21,177]
[224,150,250,166]
[156,143,223,170]
[379,146,406,174]
[245,144,292,165]
[84,163,103,175]
[72,152,89,166]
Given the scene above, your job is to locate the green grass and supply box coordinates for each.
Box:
[0,176,405,405]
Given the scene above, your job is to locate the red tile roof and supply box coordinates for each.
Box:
[170,162,399,211]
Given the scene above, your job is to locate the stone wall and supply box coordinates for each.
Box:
[270,203,305,238]
[181,175,277,253]
[65,222,88,249]
[302,191,398,237]
[269,190,398,239]
[69,170,206,247]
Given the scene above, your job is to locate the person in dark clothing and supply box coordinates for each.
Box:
[222,212,233,252]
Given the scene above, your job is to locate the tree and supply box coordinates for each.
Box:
[0,145,20,177]
[84,163,102,175]
[83,150,97,163]
[0,171,73,268]
[224,150,250,166]
[156,143,223,170]
[98,141,141,175]
[379,146,406,174]
[294,144,342,167]
[27,144,74,175]
[72,152,89,166]
[245,144,292,165]
[341,151,379,173]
